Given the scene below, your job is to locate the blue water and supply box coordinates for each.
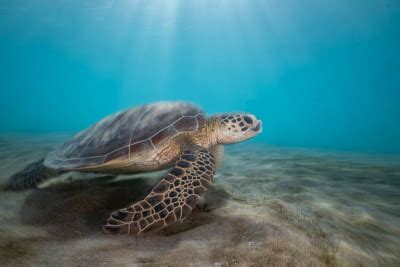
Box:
[1,0,399,154]
[1,2,400,265]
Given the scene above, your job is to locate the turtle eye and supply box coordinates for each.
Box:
[244,116,253,124]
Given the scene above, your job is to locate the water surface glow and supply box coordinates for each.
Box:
[1,0,399,153]
[0,1,399,266]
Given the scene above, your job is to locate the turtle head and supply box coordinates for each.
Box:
[213,113,262,144]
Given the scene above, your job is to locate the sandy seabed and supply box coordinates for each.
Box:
[0,134,399,266]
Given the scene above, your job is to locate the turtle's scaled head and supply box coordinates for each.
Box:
[214,113,262,144]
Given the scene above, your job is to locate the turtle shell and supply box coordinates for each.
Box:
[44,102,206,170]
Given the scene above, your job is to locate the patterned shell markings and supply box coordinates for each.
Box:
[44,102,206,170]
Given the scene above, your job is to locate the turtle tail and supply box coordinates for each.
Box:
[3,159,60,191]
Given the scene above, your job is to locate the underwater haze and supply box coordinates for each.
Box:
[1,0,400,154]
[1,1,400,266]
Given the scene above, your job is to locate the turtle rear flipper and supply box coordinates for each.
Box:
[103,149,216,235]
[4,159,60,191]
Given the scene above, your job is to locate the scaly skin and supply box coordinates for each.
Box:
[103,113,262,236]
[75,114,261,176]
[190,117,220,148]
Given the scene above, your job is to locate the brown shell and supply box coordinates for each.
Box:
[44,102,205,170]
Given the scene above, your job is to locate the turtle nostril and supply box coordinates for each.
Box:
[244,116,253,124]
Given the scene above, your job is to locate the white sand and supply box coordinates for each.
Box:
[0,134,399,266]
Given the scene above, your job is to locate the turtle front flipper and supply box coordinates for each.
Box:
[103,149,216,236]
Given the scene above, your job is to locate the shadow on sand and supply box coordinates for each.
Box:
[20,176,230,239]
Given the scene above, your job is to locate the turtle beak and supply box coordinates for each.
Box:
[252,120,262,133]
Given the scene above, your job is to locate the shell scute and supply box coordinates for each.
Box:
[174,117,198,132]
[104,146,129,163]
[151,126,178,146]
[44,102,204,170]
[196,114,206,129]
[129,140,154,156]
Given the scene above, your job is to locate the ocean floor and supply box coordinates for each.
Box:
[0,134,399,266]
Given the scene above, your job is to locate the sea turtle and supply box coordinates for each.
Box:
[5,101,262,235]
